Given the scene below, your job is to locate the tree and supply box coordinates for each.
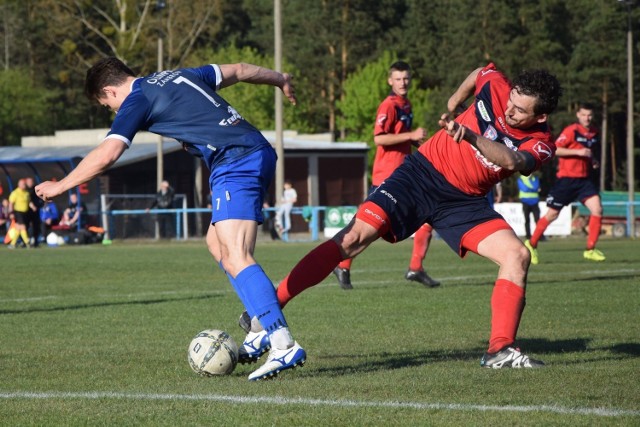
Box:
[0,69,57,145]
[187,44,304,131]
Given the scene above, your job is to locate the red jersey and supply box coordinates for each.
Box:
[418,63,555,196]
[371,94,413,186]
[554,123,599,179]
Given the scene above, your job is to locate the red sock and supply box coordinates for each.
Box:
[586,215,602,250]
[409,223,432,271]
[277,240,344,308]
[488,279,526,353]
[338,258,352,269]
[530,217,550,248]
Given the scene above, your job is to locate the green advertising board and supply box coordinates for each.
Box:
[324,206,357,237]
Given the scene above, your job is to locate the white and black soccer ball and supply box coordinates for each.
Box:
[187,329,238,376]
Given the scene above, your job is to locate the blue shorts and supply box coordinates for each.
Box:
[366,153,503,256]
[546,177,599,210]
[209,145,276,224]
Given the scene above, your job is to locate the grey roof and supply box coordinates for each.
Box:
[0,136,368,168]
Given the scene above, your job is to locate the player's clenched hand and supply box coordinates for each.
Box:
[35,181,64,202]
[281,73,297,105]
[438,113,466,143]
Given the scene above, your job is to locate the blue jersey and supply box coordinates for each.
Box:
[107,64,269,170]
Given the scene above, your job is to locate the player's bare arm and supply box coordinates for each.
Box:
[35,138,127,200]
[218,63,297,105]
[374,127,427,147]
[439,114,533,172]
[555,147,591,158]
[447,67,482,114]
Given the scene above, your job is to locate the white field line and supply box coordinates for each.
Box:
[2,267,637,304]
[0,391,638,418]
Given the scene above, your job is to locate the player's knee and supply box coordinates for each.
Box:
[333,226,374,258]
[589,206,603,217]
[546,210,559,221]
[515,244,531,268]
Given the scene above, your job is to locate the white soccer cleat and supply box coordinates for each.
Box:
[480,346,544,369]
[248,341,306,381]
[238,330,270,364]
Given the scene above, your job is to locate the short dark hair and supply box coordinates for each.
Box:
[577,102,595,112]
[84,57,135,100]
[512,69,562,116]
[389,61,410,75]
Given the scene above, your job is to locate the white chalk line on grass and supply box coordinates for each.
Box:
[3,267,637,304]
[0,391,638,418]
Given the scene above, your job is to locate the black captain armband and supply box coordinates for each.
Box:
[521,151,536,172]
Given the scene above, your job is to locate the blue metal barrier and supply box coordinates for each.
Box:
[105,206,327,241]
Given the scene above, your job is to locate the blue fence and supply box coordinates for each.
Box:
[103,206,329,242]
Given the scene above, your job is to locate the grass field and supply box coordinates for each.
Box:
[1,236,639,426]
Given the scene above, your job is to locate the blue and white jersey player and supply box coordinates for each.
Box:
[35,57,306,381]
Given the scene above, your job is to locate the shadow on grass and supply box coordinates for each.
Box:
[307,338,640,377]
[528,272,640,285]
[0,293,220,315]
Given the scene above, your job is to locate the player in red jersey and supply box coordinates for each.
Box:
[525,103,605,263]
[333,61,440,290]
[271,63,562,369]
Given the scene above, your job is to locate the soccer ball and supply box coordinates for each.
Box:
[187,329,238,376]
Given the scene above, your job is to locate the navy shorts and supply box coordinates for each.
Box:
[366,153,503,255]
[209,144,276,225]
[546,177,599,210]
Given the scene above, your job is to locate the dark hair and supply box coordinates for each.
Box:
[84,57,135,100]
[389,61,410,74]
[577,102,595,112]
[512,69,562,116]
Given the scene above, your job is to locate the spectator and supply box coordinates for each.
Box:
[8,179,31,248]
[60,193,87,229]
[0,198,10,236]
[25,177,44,246]
[40,199,60,238]
[275,179,297,237]
[517,173,541,240]
[146,180,175,238]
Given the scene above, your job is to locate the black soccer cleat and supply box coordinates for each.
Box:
[480,346,545,369]
[405,269,441,288]
[332,267,353,290]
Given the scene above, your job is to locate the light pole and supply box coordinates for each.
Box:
[619,0,635,237]
[155,1,166,193]
[274,0,284,209]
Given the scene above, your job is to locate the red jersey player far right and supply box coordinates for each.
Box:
[525,103,605,263]
[268,63,562,369]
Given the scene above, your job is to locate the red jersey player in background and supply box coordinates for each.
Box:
[525,103,605,263]
[333,61,440,290]
[257,63,562,369]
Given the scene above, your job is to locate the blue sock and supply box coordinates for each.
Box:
[235,264,288,334]
[219,261,255,317]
